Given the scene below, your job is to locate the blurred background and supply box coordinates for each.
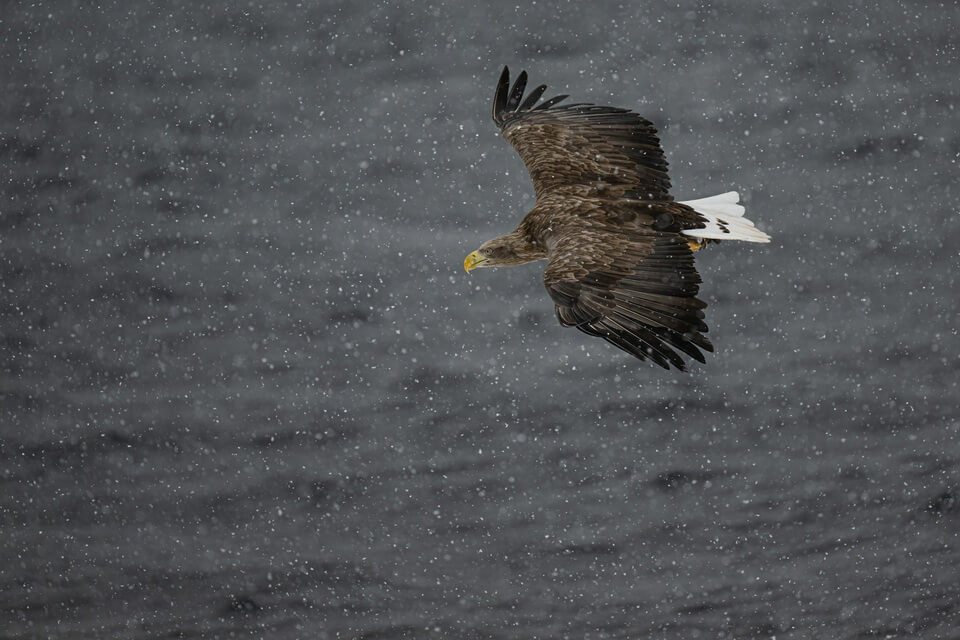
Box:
[2,0,958,638]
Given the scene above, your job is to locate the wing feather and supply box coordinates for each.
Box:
[544,229,712,370]
[518,84,548,111]
[506,71,528,111]
[533,94,570,110]
[492,66,672,200]
[492,67,510,123]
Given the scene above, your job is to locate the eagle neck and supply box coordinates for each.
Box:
[506,225,548,263]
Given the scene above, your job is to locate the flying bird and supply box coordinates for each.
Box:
[464,66,771,370]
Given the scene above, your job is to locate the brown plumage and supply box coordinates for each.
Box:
[464,66,771,371]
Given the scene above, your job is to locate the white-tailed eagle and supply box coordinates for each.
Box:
[464,67,771,370]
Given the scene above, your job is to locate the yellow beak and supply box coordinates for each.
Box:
[463,251,486,273]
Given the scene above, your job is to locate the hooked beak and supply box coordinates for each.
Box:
[463,251,486,273]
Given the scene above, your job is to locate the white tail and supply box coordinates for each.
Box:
[679,191,771,243]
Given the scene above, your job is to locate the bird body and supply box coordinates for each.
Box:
[464,67,771,370]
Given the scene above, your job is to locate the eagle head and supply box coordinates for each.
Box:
[464,232,545,272]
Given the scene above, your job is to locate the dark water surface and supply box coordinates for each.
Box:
[2,1,959,638]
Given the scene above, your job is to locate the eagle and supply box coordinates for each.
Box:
[464,67,771,370]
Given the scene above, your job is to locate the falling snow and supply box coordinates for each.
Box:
[2,1,959,638]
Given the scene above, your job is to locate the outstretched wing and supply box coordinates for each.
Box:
[492,66,672,200]
[544,227,713,370]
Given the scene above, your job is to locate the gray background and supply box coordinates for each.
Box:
[2,0,959,638]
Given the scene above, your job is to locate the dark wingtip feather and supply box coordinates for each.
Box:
[535,94,569,110]
[507,71,528,111]
[492,67,568,128]
[518,84,548,111]
[493,66,510,125]
[593,317,690,371]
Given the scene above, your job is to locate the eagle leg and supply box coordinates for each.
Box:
[687,238,720,252]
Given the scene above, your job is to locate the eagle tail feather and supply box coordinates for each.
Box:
[680,191,771,243]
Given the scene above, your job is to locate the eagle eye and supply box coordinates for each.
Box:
[484,245,509,259]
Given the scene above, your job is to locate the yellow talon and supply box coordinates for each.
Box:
[687,238,708,252]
